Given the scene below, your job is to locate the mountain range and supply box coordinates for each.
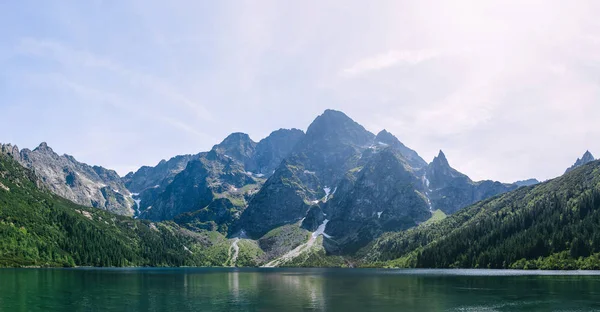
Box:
[1,109,597,268]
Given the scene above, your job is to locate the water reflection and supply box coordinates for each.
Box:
[1,268,600,311]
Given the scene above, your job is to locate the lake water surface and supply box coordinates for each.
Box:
[1,268,600,311]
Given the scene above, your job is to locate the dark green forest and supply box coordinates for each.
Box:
[0,154,228,267]
[361,161,600,270]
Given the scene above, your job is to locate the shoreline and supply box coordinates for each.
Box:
[4,266,600,275]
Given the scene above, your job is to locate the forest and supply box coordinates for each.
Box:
[361,161,600,270]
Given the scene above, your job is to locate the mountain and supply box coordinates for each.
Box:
[324,148,431,253]
[424,150,518,214]
[211,132,257,168]
[139,150,262,226]
[122,154,197,194]
[247,128,305,175]
[238,110,376,237]
[361,159,600,270]
[565,151,595,174]
[135,129,305,227]
[0,153,245,267]
[1,142,134,216]
[0,109,532,268]
[514,178,540,187]
[239,110,514,251]
[374,130,427,169]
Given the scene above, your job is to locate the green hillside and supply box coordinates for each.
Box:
[0,154,231,267]
[360,160,600,270]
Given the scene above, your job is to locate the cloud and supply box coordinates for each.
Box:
[49,74,211,139]
[17,37,213,122]
[3,0,600,182]
[342,49,439,77]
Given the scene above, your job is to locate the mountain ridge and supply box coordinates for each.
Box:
[0,109,542,259]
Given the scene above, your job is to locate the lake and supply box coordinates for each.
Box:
[1,268,600,311]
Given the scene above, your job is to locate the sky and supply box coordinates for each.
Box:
[1,0,599,182]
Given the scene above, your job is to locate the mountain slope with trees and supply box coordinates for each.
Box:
[0,154,234,268]
[360,160,600,270]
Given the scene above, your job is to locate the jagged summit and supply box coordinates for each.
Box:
[374,130,427,169]
[0,141,133,215]
[432,150,449,166]
[211,132,257,165]
[374,129,396,144]
[212,132,255,153]
[565,150,596,174]
[305,109,374,146]
[34,142,53,153]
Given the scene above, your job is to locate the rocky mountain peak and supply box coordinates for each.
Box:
[217,132,254,146]
[565,150,596,174]
[248,128,305,174]
[306,109,374,146]
[0,143,20,159]
[427,150,470,189]
[34,142,54,153]
[375,129,395,143]
[432,150,449,167]
[212,132,257,165]
[374,130,427,169]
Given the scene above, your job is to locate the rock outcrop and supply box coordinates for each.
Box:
[565,151,595,174]
[1,142,134,215]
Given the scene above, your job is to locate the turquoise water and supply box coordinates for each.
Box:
[1,268,600,311]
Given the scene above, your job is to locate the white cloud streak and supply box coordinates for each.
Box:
[342,49,439,77]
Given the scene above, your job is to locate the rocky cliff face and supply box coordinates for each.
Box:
[424,151,517,214]
[325,148,431,252]
[565,151,595,174]
[138,150,261,222]
[238,110,375,237]
[211,132,257,168]
[374,130,427,169]
[134,129,305,225]
[238,160,321,237]
[122,154,197,194]
[295,109,375,187]
[1,142,134,215]
[248,128,305,175]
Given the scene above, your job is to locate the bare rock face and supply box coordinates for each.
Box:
[374,130,427,169]
[239,110,375,238]
[122,154,197,194]
[129,129,306,226]
[0,144,21,162]
[247,128,305,175]
[565,151,595,174]
[424,150,517,215]
[138,150,259,222]
[325,148,431,253]
[1,142,134,216]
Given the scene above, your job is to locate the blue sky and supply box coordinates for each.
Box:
[1,0,599,182]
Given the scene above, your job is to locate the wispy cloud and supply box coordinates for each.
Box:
[48,74,211,139]
[342,49,439,77]
[17,37,213,122]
